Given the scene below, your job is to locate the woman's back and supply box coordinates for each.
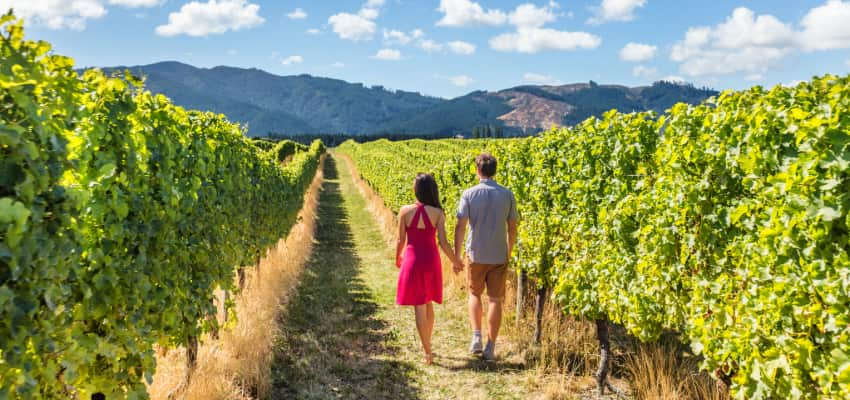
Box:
[396,202,443,305]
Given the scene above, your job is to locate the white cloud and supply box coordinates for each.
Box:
[155,0,264,37]
[373,48,403,60]
[523,72,559,84]
[783,79,804,87]
[508,3,557,28]
[619,42,657,62]
[332,62,345,68]
[799,0,850,50]
[328,12,376,41]
[490,27,601,53]
[436,0,507,27]
[4,0,107,30]
[384,29,412,45]
[661,75,686,84]
[5,0,161,30]
[412,29,425,39]
[450,75,474,87]
[281,55,303,66]
[632,65,657,78]
[419,39,444,52]
[588,0,646,24]
[745,73,763,81]
[108,0,162,7]
[358,7,380,19]
[448,40,476,55]
[306,28,322,35]
[287,7,307,19]
[669,7,796,77]
[328,1,384,41]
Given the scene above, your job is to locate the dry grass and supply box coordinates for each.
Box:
[146,156,325,400]
[336,152,731,400]
[624,341,730,400]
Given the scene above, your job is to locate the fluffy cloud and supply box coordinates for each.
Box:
[508,3,557,28]
[670,7,795,77]
[155,0,264,37]
[373,48,402,60]
[448,40,476,55]
[490,28,601,53]
[661,75,686,84]
[632,65,657,78]
[328,1,384,41]
[328,12,376,41]
[588,0,647,24]
[619,42,656,62]
[384,29,413,45]
[670,2,850,78]
[523,72,558,84]
[436,0,506,27]
[799,0,850,50]
[287,7,307,20]
[419,39,444,53]
[5,0,161,30]
[450,75,474,87]
[108,0,162,6]
[281,55,303,66]
[488,1,599,53]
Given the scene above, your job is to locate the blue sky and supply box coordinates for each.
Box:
[5,0,850,98]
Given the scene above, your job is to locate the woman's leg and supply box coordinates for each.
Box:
[426,302,435,346]
[414,304,432,360]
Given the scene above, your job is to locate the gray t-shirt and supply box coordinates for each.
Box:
[456,179,519,264]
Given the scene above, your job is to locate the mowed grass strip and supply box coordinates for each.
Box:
[273,155,563,399]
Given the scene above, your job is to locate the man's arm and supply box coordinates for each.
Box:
[507,219,517,260]
[453,217,468,273]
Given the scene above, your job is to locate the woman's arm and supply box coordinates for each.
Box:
[437,212,462,267]
[396,207,408,268]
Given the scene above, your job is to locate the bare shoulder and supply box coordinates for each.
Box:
[424,205,445,220]
[398,204,416,217]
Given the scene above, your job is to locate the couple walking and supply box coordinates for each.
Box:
[395,153,519,365]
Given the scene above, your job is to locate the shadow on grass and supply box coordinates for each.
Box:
[271,157,420,400]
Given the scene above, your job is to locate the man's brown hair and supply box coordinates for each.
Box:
[475,153,497,178]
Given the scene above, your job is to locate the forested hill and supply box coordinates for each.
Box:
[99,61,717,137]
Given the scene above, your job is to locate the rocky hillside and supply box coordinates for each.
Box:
[99,62,717,136]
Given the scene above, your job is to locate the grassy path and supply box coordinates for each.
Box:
[271,155,555,399]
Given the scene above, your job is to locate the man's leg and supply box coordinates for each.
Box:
[482,263,508,360]
[487,297,503,344]
[468,262,485,353]
[468,293,483,331]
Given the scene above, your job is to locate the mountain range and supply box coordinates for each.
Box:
[100,61,718,137]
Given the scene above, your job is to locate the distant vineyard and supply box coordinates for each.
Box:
[338,74,850,399]
[0,16,324,398]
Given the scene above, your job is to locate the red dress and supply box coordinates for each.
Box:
[396,203,443,305]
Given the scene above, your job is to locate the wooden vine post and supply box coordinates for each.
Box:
[515,270,527,328]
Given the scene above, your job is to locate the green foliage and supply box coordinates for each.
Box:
[269,139,308,163]
[339,75,850,399]
[0,16,324,398]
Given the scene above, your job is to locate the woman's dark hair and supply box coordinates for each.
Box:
[414,173,442,209]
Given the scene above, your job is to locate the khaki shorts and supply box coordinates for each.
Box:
[467,261,508,302]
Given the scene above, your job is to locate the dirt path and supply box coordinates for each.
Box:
[270,155,558,399]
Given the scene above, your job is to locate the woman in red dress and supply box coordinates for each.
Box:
[395,173,461,364]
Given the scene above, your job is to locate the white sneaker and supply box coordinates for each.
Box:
[482,341,496,361]
[469,334,483,354]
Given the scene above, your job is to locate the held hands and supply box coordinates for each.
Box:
[451,259,464,274]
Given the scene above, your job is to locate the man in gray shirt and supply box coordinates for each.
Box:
[453,153,519,361]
